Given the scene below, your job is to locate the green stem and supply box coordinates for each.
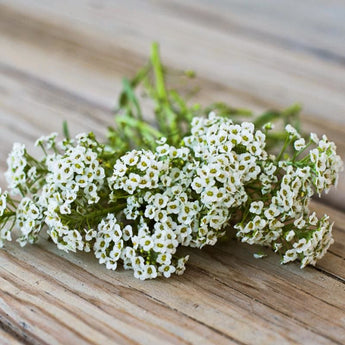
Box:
[63,120,70,140]
[62,202,126,229]
[292,142,312,162]
[151,42,168,101]
[82,204,125,221]
[276,136,291,161]
[0,211,16,220]
[38,143,48,156]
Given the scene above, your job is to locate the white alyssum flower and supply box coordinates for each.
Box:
[285,124,300,138]
[249,201,264,215]
[5,143,28,195]
[294,138,306,151]
[35,132,58,150]
[15,197,44,246]
[0,188,8,217]
[0,113,342,279]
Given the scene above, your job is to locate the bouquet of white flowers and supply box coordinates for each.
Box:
[0,43,342,280]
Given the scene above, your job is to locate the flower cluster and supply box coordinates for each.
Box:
[0,113,342,279]
[0,188,7,216]
[5,143,34,196]
[39,133,107,252]
[235,126,343,267]
[15,197,44,246]
[0,188,11,247]
[104,114,274,278]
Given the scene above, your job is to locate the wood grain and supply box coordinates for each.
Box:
[0,328,24,345]
[0,1,345,344]
[1,221,344,345]
[2,0,345,121]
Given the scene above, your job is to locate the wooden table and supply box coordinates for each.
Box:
[0,1,344,344]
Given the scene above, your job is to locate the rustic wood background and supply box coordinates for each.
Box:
[0,1,344,344]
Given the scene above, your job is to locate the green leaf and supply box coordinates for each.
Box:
[205,102,252,119]
[151,42,168,101]
[63,120,70,140]
[115,115,164,140]
[253,111,281,128]
[122,77,143,120]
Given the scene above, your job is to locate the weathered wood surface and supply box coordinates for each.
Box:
[0,1,344,344]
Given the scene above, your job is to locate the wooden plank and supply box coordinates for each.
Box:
[1,0,345,125]
[160,0,345,62]
[0,3,144,107]
[1,0,345,123]
[0,1,345,344]
[0,246,293,345]
[1,232,344,345]
[1,250,230,345]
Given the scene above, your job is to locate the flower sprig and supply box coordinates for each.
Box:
[0,43,342,279]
